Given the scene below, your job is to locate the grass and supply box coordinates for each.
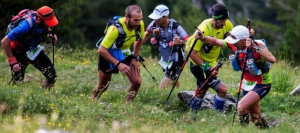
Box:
[0,46,300,133]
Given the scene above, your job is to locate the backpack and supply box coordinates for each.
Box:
[6,9,35,35]
[95,16,141,49]
[231,39,271,75]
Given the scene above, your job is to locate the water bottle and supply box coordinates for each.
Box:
[247,58,260,76]
[229,54,240,71]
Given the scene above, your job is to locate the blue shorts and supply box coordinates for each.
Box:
[242,84,271,99]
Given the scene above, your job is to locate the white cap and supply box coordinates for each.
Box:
[148,5,169,20]
[225,25,249,44]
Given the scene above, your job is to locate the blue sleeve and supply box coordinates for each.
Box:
[7,20,31,41]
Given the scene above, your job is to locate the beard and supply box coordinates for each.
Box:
[128,18,140,30]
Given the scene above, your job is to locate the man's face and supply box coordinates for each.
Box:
[214,19,227,29]
[154,16,166,27]
[233,40,246,50]
[127,11,143,30]
[36,17,50,30]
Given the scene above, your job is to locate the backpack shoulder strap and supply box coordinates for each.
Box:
[170,19,180,29]
[24,16,33,28]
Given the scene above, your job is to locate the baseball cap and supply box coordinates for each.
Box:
[225,25,249,44]
[148,5,169,20]
[37,6,58,27]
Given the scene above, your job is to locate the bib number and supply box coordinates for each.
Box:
[159,59,173,70]
[26,45,44,61]
[241,78,257,91]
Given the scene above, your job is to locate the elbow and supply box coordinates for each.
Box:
[97,48,101,55]
[1,36,10,47]
[270,57,276,64]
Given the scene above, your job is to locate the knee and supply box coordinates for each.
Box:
[237,103,248,114]
[131,78,141,87]
[217,85,227,97]
[197,89,207,98]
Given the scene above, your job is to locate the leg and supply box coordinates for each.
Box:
[189,63,208,112]
[159,63,180,89]
[210,79,227,112]
[30,51,57,88]
[248,84,271,128]
[125,60,142,104]
[12,51,29,82]
[92,69,112,101]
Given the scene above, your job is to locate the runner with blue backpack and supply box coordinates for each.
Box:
[92,5,145,104]
[142,4,189,89]
[195,25,276,129]
[1,6,58,89]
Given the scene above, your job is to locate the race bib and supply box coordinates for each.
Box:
[26,45,44,61]
[240,78,257,91]
[121,49,131,57]
[159,59,173,70]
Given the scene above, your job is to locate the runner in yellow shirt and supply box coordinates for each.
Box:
[186,3,233,112]
[92,5,145,104]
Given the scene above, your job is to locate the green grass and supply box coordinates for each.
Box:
[0,47,300,133]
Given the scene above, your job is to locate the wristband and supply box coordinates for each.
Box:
[7,57,18,67]
[200,36,206,42]
[115,61,121,67]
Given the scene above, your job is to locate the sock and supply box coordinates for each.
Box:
[214,95,225,111]
[190,97,203,112]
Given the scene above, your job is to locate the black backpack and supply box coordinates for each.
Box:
[96,16,141,49]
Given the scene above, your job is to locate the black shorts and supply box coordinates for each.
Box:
[190,62,222,90]
[98,55,135,74]
[242,84,271,99]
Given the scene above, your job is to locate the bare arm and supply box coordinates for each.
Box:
[246,38,276,63]
[142,31,152,44]
[133,39,142,57]
[194,30,225,47]
[1,36,14,58]
[190,49,204,66]
[258,48,276,63]
[98,45,119,66]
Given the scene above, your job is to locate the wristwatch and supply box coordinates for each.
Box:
[254,47,262,53]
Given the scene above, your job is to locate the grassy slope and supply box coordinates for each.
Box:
[0,48,300,133]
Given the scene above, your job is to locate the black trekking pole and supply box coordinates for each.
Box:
[49,29,55,67]
[181,63,222,113]
[164,27,203,105]
[232,19,252,126]
[137,55,156,81]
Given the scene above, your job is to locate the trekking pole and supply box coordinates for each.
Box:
[181,63,222,113]
[137,55,156,81]
[164,27,203,105]
[50,29,55,67]
[232,19,252,126]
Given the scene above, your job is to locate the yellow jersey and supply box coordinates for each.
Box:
[101,17,145,50]
[186,18,233,67]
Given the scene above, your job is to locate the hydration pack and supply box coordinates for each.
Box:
[229,39,271,76]
[95,16,141,49]
[6,9,35,35]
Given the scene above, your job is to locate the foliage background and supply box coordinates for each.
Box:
[0,0,299,63]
